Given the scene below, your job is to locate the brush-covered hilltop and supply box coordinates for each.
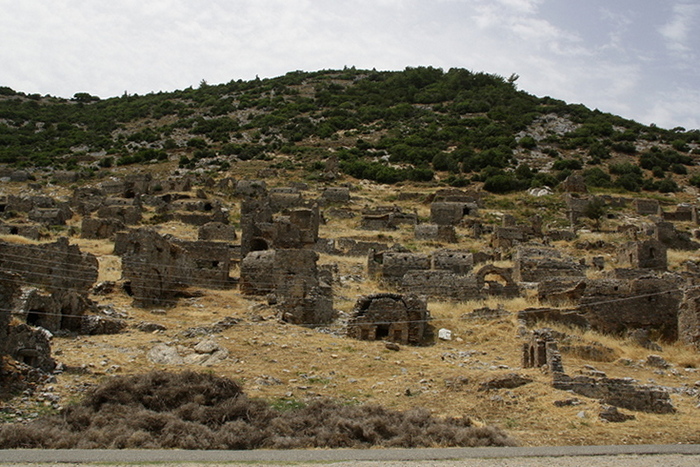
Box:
[0,67,699,449]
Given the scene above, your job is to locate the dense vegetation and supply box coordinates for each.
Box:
[1,67,698,193]
[0,371,514,449]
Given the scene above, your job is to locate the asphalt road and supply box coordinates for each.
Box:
[1,444,700,466]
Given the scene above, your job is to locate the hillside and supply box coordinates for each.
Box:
[1,68,700,449]
[1,67,699,192]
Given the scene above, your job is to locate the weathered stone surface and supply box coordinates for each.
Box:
[617,239,667,270]
[360,208,417,230]
[561,173,587,193]
[81,217,125,240]
[430,202,477,225]
[240,249,334,325]
[513,246,585,283]
[679,287,700,349]
[347,293,431,345]
[578,275,682,340]
[553,374,675,414]
[414,224,458,243]
[478,373,533,391]
[634,198,661,216]
[599,405,636,422]
[5,324,55,372]
[401,270,480,302]
[0,237,98,294]
[147,344,184,365]
[198,222,237,241]
[80,315,127,335]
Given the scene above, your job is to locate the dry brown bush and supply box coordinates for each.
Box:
[0,371,515,449]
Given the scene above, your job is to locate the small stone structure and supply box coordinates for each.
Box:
[415,224,457,243]
[347,293,430,345]
[239,249,334,325]
[240,190,320,257]
[198,222,237,241]
[617,239,667,270]
[429,202,477,225]
[360,206,417,230]
[81,217,125,240]
[119,229,234,307]
[678,287,700,349]
[634,198,661,216]
[560,173,587,193]
[522,328,675,414]
[513,246,585,283]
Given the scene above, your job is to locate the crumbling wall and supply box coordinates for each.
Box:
[198,222,237,241]
[617,239,667,270]
[239,249,334,325]
[415,224,457,243]
[120,229,189,307]
[401,270,479,301]
[0,237,98,293]
[81,217,125,240]
[347,293,430,345]
[360,206,417,230]
[678,286,700,349]
[513,246,585,283]
[578,275,682,340]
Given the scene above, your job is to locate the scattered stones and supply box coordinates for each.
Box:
[478,373,533,391]
[599,405,636,422]
[646,354,670,369]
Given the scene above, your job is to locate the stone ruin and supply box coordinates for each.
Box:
[198,221,237,242]
[239,249,334,325]
[368,248,518,301]
[679,286,700,349]
[240,191,320,257]
[661,203,698,223]
[616,239,667,270]
[2,194,73,226]
[315,237,391,257]
[634,198,661,216]
[118,228,234,307]
[522,329,675,414]
[525,269,683,342]
[360,206,417,230]
[0,237,100,333]
[80,217,125,240]
[414,224,457,243]
[429,201,478,226]
[513,246,585,283]
[654,221,699,251]
[346,293,430,345]
[320,186,350,204]
[491,215,543,249]
[0,271,55,373]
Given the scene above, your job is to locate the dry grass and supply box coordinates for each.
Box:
[2,177,700,448]
[0,371,514,449]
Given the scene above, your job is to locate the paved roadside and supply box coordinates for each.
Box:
[1,445,700,466]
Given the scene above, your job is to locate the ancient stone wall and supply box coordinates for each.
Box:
[240,249,333,325]
[617,239,667,270]
[120,229,189,307]
[347,293,430,345]
[415,224,457,243]
[513,246,585,283]
[81,217,125,240]
[0,237,98,293]
[198,222,237,241]
[678,286,700,349]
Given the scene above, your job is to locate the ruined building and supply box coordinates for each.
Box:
[0,238,98,333]
[239,249,334,325]
[347,293,431,345]
[118,228,234,307]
